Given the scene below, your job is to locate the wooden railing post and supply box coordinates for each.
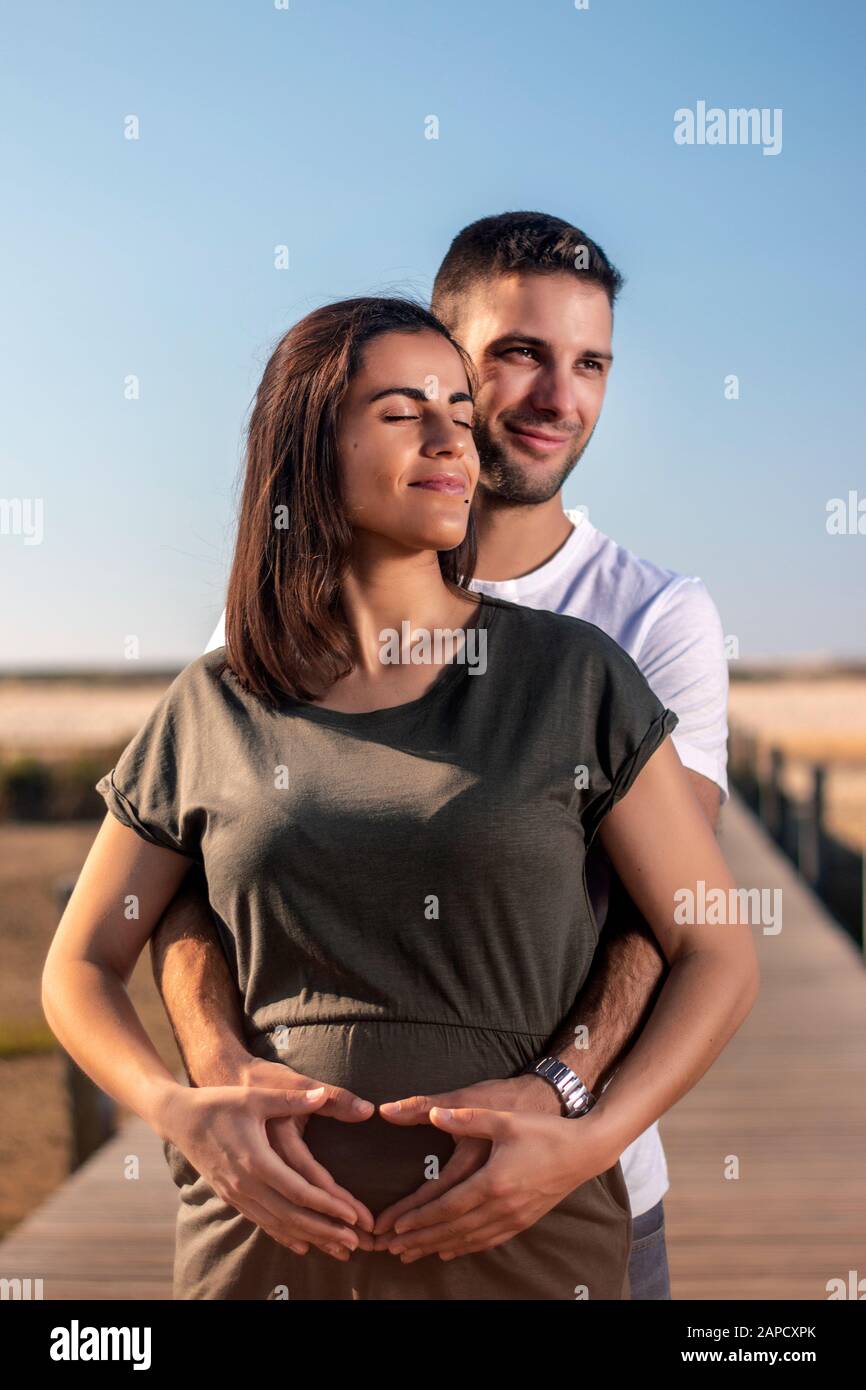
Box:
[63,1052,118,1170]
[798,763,825,889]
[761,747,784,841]
[812,765,826,895]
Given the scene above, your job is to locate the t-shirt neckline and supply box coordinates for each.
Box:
[472,509,595,598]
[281,595,500,728]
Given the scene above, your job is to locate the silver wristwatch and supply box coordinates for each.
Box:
[522,1055,596,1118]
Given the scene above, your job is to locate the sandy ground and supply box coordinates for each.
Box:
[729,676,866,849]
[729,676,866,746]
[0,678,172,755]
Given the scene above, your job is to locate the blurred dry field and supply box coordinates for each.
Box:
[0,675,173,756]
[729,672,866,850]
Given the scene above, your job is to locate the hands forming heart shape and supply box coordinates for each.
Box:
[165,1059,614,1266]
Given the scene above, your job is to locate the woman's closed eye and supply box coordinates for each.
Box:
[383,414,474,428]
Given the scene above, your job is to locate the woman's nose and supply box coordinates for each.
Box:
[427,427,467,456]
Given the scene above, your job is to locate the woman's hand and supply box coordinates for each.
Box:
[208,1054,377,1233]
[159,1082,375,1260]
[237,1057,378,1242]
[371,1074,559,1245]
[371,1103,616,1263]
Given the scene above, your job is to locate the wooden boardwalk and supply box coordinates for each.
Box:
[664,793,866,1299]
[1,793,864,1300]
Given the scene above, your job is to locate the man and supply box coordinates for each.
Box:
[151,211,728,1299]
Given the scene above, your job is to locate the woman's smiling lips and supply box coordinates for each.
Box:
[407,472,468,495]
[504,423,572,453]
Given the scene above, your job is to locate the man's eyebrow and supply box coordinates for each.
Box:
[368,386,474,404]
[486,333,613,363]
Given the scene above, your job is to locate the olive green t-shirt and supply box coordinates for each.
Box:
[96,593,678,1301]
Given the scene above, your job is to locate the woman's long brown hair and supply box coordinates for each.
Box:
[222,296,478,706]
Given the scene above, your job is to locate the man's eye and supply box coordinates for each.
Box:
[580,359,603,372]
[454,419,474,429]
[383,414,420,421]
[503,347,537,361]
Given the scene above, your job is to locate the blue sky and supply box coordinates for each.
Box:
[1,0,864,667]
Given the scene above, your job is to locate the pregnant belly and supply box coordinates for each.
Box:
[252,1020,543,1216]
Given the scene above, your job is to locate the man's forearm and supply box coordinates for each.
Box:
[149,866,252,1086]
[528,770,720,1105]
[544,896,667,1094]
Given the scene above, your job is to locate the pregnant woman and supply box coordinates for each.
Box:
[42,295,758,1300]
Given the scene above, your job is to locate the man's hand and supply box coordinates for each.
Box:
[371,1097,615,1263]
[369,1075,564,1250]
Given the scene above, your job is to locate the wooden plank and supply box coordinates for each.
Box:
[0,1118,175,1299]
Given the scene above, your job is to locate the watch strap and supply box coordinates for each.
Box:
[523,1055,596,1117]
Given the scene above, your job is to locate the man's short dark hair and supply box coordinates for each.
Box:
[431,210,624,330]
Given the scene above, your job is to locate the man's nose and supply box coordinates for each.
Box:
[528,366,580,418]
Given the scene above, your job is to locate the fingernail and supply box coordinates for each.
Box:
[305,1086,325,1098]
[353,1098,372,1114]
[380,1100,400,1113]
[433,1106,452,1120]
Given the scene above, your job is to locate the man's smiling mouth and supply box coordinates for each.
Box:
[504,423,573,452]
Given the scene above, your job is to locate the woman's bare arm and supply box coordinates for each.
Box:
[587,737,759,1156]
[42,813,195,1130]
[41,814,373,1251]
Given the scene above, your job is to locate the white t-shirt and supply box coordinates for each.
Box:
[203,509,729,1218]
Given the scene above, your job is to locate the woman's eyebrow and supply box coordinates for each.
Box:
[368,386,474,405]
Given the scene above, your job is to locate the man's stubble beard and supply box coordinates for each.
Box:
[471,412,596,509]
